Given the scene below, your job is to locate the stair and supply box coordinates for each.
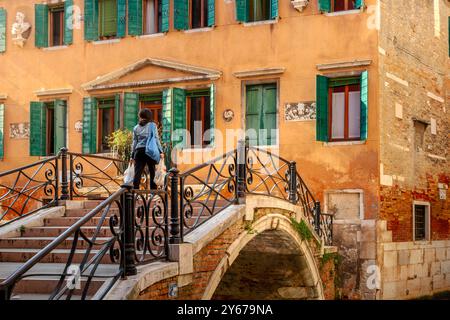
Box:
[0,197,230,300]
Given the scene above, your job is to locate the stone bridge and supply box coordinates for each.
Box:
[106,195,336,300]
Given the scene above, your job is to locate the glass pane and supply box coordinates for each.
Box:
[144,0,156,34]
[51,10,63,46]
[192,0,202,28]
[334,0,346,11]
[101,108,114,152]
[249,0,270,22]
[348,91,361,138]
[331,92,345,139]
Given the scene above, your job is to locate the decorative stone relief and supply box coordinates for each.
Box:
[9,122,30,139]
[75,120,83,132]
[291,0,309,12]
[223,109,234,122]
[284,102,316,121]
[11,12,31,48]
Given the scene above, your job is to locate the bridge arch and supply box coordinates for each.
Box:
[202,212,324,300]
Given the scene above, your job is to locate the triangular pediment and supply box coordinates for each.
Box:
[82,58,222,91]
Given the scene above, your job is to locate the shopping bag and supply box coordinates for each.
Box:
[154,161,167,187]
[123,163,135,185]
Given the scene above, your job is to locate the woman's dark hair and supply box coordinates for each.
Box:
[138,109,153,126]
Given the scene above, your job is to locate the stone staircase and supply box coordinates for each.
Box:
[0,197,230,300]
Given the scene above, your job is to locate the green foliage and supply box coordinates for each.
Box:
[244,222,258,235]
[107,129,133,163]
[290,218,314,242]
[18,225,26,235]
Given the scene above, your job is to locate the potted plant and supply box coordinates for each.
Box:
[107,129,133,173]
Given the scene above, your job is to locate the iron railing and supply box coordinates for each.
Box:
[0,155,59,226]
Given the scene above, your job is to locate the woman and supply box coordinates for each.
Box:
[130,109,164,189]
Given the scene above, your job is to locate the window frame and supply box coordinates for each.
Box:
[248,0,271,22]
[49,5,65,47]
[189,0,208,29]
[143,0,163,34]
[185,89,211,148]
[412,201,431,242]
[328,82,361,142]
[97,97,116,153]
[331,0,356,12]
[99,0,118,39]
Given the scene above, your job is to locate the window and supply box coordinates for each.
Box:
[413,119,428,152]
[413,202,430,241]
[35,2,73,48]
[49,6,64,47]
[318,0,363,13]
[0,8,6,53]
[236,0,278,23]
[82,95,120,154]
[143,0,163,34]
[186,91,211,147]
[128,0,169,35]
[84,0,126,41]
[29,100,67,156]
[316,72,368,142]
[140,93,163,125]
[329,82,361,141]
[174,0,215,30]
[97,98,116,152]
[99,0,118,38]
[245,83,277,146]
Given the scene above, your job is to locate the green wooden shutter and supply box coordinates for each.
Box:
[162,89,172,144]
[82,97,97,154]
[316,75,329,142]
[0,9,6,53]
[30,102,47,156]
[85,0,99,41]
[318,0,331,13]
[262,84,277,146]
[236,0,248,23]
[0,104,4,159]
[355,0,364,9]
[117,0,126,37]
[209,84,216,145]
[270,0,278,20]
[128,0,143,36]
[64,0,74,45]
[123,92,139,131]
[35,4,49,48]
[207,0,215,27]
[100,0,118,37]
[172,88,186,147]
[54,100,67,153]
[174,0,189,30]
[161,0,170,32]
[246,85,262,146]
[114,93,121,130]
[360,71,368,141]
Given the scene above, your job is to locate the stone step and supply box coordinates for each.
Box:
[44,217,112,227]
[64,208,120,217]
[21,226,114,238]
[0,237,111,249]
[0,248,117,264]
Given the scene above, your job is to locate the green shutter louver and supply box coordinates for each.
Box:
[270,0,278,20]
[236,0,248,23]
[162,89,172,144]
[318,0,331,13]
[360,71,368,141]
[0,104,4,159]
[114,93,121,130]
[316,75,329,142]
[82,97,97,154]
[100,0,118,37]
[85,0,99,41]
[30,102,47,156]
[355,0,364,9]
[262,84,277,146]
[172,88,186,148]
[117,0,126,38]
[54,100,67,153]
[123,92,139,131]
[0,9,6,53]
[128,0,143,36]
[209,84,216,145]
[174,0,189,30]
[64,0,74,45]
[161,0,170,32]
[207,0,215,27]
[35,4,49,48]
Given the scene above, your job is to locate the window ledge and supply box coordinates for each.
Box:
[138,33,165,39]
[323,140,366,146]
[93,38,121,45]
[181,147,215,152]
[183,27,213,34]
[43,45,68,51]
[325,9,361,17]
[243,19,278,27]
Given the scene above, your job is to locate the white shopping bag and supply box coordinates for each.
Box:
[123,163,135,185]
[154,161,167,187]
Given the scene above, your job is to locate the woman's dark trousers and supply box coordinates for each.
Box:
[133,148,157,189]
